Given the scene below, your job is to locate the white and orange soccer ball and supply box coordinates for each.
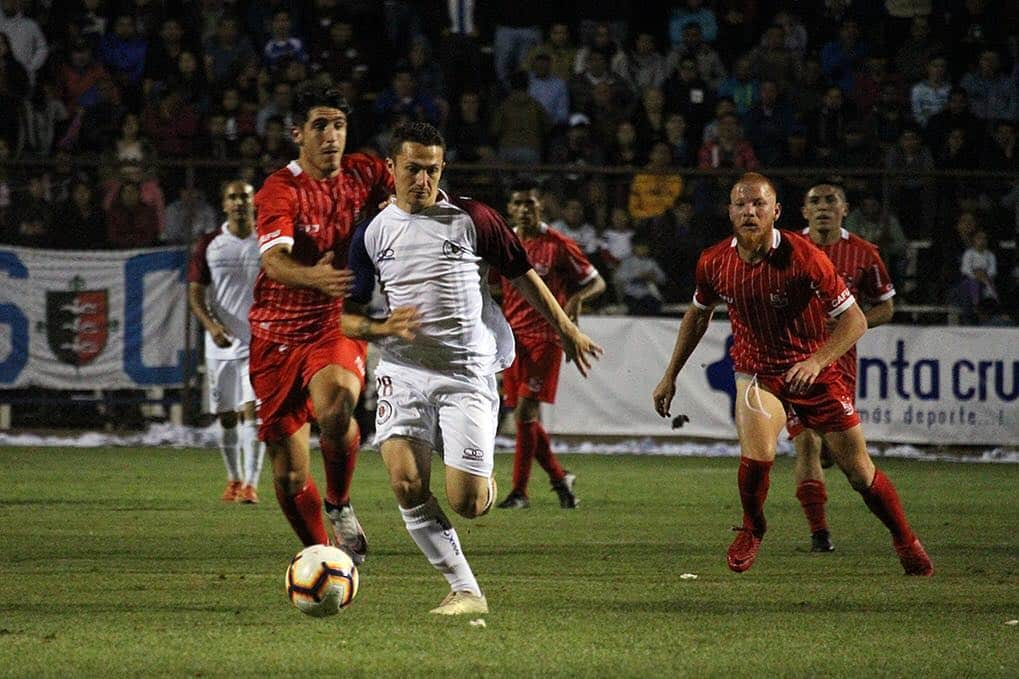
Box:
[285,544,359,617]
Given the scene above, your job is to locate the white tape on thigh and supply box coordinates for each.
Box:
[744,373,773,419]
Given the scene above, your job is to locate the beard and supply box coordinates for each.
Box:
[734,225,771,256]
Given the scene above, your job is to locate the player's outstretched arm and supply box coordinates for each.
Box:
[341,303,421,341]
[563,274,607,322]
[187,282,233,348]
[653,304,713,418]
[261,246,354,297]
[510,269,604,377]
[785,302,866,394]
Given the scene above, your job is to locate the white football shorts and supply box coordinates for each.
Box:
[372,360,499,477]
[206,356,255,413]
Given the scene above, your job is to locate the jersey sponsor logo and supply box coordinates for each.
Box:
[833,288,852,308]
[839,397,856,417]
[769,290,789,308]
[259,230,281,245]
[354,355,365,377]
[532,261,550,276]
[297,223,321,234]
[40,276,119,367]
[527,376,544,392]
[442,240,465,259]
[719,293,734,304]
[462,447,484,461]
[376,399,393,424]
[376,248,395,262]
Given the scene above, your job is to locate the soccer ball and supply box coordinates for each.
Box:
[285,544,359,617]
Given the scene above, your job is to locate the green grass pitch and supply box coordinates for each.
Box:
[1,447,1016,677]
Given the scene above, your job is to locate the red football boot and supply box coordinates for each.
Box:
[895,538,934,576]
[727,526,763,573]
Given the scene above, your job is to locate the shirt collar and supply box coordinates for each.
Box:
[800,226,849,240]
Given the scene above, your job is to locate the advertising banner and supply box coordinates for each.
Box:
[0,246,188,389]
[546,317,1019,445]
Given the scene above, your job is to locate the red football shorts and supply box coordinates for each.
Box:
[249,333,367,442]
[745,371,860,438]
[502,337,563,407]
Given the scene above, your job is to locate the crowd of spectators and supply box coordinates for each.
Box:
[0,0,1016,323]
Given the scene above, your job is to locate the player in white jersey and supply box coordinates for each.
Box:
[343,122,603,615]
[187,180,266,504]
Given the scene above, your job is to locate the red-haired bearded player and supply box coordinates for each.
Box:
[248,83,393,564]
[652,173,932,576]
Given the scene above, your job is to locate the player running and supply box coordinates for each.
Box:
[343,122,603,614]
[248,82,393,564]
[188,180,265,504]
[652,172,932,576]
[494,180,605,510]
[790,180,896,553]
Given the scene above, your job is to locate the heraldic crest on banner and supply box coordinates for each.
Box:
[36,275,120,367]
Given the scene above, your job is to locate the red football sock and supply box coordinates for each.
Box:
[796,479,829,533]
[512,420,537,494]
[859,468,916,545]
[321,421,359,507]
[274,478,330,546]
[738,456,772,537]
[531,421,565,483]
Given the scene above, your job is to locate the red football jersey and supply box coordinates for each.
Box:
[693,229,855,376]
[803,227,895,383]
[497,223,598,343]
[249,154,393,343]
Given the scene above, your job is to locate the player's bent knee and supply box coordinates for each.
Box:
[274,469,309,496]
[449,485,491,519]
[318,390,355,440]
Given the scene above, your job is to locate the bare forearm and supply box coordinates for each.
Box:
[865,299,893,328]
[663,306,712,381]
[187,284,221,332]
[262,248,317,289]
[813,304,867,368]
[569,275,606,306]
[341,312,384,340]
[511,269,576,337]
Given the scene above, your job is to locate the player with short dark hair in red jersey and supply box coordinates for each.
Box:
[790,180,896,554]
[248,82,395,564]
[494,180,605,510]
[652,172,932,576]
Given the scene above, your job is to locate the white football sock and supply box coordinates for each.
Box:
[218,421,241,481]
[399,496,481,596]
[241,420,265,487]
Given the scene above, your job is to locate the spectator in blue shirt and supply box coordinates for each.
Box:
[668,0,718,51]
[960,49,1017,122]
[263,9,307,72]
[528,52,569,128]
[99,15,148,90]
[820,19,868,95]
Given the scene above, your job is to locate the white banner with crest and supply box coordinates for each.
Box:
[546,317,1019,446]
[0,246,187,388]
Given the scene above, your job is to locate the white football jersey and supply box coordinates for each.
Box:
[188,223,261,360]
[349,191,531,377]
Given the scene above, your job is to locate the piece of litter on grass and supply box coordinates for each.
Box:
[1005,619,1018,625]
[679,573,698,580]
[469,618,486,627]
